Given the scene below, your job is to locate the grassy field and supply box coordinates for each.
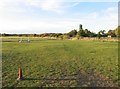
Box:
[2,37,118,87]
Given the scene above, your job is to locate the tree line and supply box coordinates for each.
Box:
[1,24,120,39]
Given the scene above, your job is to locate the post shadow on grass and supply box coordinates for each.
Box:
[76,68,118,87]
[23,78,42,80]
[21,68,117,87]
[23,77,77,81]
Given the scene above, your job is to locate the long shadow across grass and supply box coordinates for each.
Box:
[21,68,118,87]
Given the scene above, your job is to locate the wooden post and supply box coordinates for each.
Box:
[17,67,23,80]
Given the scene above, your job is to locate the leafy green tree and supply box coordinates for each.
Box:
[77,24,86,37]
[84,29,93,37]
[33,34,37,37]
[100,30,107,37]
[56,33,63,38]
[79,24,83,30]
[115,26,120,37]
[2,33,6,36]
[63,34,70,39]
[76,33,80,39]
[89,32,97,37]
[59,35,63,40]
[68,29,77,37]
[78,29,85,37]
[97,32,101,39]
[107,30,116,37]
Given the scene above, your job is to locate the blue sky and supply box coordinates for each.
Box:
[0,0,118,34]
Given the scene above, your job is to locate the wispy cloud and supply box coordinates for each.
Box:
[0,1,118,33]
[0,0,80,14]
[103,7,118,20]
[24,0,80,14]
[39,0,63,13]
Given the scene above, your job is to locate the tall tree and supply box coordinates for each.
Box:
[79,24,83,30]
[107,30,116,37]
[68,29,77,37]
[100,30,107,37]
[78,24,86,37]
[97,32,101,39]
[115,26,120,37]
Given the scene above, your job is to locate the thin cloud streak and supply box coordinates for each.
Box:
[0,0,118,33]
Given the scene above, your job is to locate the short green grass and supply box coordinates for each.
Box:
[2,37,118,87]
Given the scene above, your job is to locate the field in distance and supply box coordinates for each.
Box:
[2,37,118,87]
